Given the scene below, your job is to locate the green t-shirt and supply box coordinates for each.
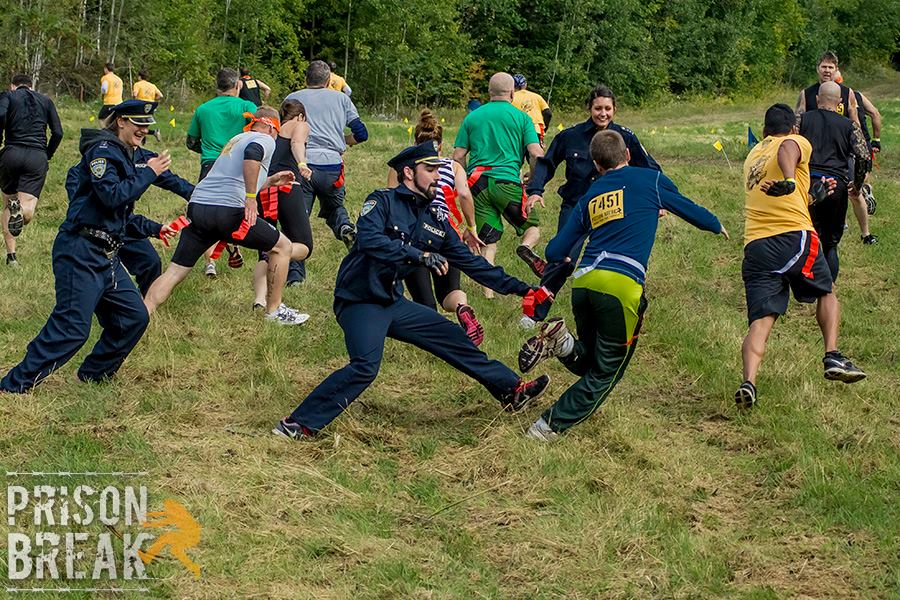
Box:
[187,95,259,164]
[453,100,539,183]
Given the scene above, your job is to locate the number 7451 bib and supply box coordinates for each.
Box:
[588,189,624,228]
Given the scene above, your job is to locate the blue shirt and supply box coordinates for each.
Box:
[546,166,721,285]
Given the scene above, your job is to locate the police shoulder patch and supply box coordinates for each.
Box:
[90,158,107,178]
[360,198,377,216]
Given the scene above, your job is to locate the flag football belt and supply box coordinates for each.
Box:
[438,186,465,237]
[522,286,554,318]
[160,215,190,247]
[466,166,530,220]
[573,251,646,281]
[258,184,294,221]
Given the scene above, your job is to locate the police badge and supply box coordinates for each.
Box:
[90,158,107,178]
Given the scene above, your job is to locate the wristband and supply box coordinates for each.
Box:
[872,138,880,142]
[299,162,308,168]
[785,178,795,183]
[467,225,477,233]
[245,192,256,199]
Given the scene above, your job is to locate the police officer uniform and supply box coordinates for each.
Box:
[528,120,661,231]
[0,100,174,393]
[275,142,547,437]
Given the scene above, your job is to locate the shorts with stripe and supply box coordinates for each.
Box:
[742,230,833,325]
[171,202,280,268]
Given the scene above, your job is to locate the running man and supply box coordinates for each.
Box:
[517,130,727,441]
[186,68,259,277]
[528,84,661,232]
[99,63,124,120]
[512,74,552,145]
[735,104,865,409]
[453,72,545,297]
[273,142,548,440]
[327,62,352,95]
[132,70,164,142]
[0,73,64,267]
[145,107,307,325]
[796,50,860,127]
[238,67,272,107]
[284,60,368,284]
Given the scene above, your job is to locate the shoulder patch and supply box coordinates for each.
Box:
[90,158,107,178]
[360,198,378,217]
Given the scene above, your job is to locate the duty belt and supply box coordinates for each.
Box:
[78,227,123,258]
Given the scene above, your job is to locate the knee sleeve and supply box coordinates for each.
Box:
[478,223,502,245]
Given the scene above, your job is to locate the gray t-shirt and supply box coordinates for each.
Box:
[284,87,360,165]
[190,131,276,208]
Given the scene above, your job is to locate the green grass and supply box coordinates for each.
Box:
[2,77,899,599]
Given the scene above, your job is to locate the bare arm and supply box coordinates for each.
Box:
[452,146,468,169]
[777,139,801,179]
[258,80,271,98]
[859,93,882,139]
[847,89,861,127]
[242,159,262,225]
[525,142,544,179]
[289,121,312,179]
[796,90,806,113]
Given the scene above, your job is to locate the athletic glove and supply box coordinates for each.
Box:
[809,179,830,206]
[421,252,448,274]
[871,139,881,152]
[765,178,796,197]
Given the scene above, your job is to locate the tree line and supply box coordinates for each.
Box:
[2,0,898,109]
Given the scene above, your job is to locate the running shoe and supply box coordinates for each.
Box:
[500,375,550,412]
[266,304,310,325]
[518,317,571,373]
[861,234,878,245]
[6,197,24,237]
[204,262,217,278]
[272,418,316,440]
[516,244,547,278]
[456,303,484,346]
[526,417,559,442]
[861,183,876,215]
[823,351,866,383]
[285,279,303,288]
[734,380,757,410]
[6,253,18,268]
[226,244,244,268]
[340,224,356,251]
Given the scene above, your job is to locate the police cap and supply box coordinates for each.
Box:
[387,140,443,172]
[110,99,158,125]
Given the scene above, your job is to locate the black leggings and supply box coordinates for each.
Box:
[405,266,462,311]
[257,183,313,261]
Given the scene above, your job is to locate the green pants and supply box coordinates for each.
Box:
[543,269,647,433]
[473,177,540,239]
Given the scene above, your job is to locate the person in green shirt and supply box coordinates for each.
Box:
[453,72,545,298]
[185,67,259,277]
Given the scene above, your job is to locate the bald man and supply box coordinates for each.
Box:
[453,73,546,296]
[798,81,869,282]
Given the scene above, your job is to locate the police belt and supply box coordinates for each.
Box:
[78,227,123,257]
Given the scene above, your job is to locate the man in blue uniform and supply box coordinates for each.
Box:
[273,142,551,439]
[1,100,179,393]
[517,130,727,441]
[527,85,660,232]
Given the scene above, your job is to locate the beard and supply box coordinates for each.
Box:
[414,180,437,200]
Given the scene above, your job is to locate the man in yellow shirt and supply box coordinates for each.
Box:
[512,74,551,145]
[99,63,123,120]
[327,62,352,96]
[736,103,864,410]
[132,70,163,141]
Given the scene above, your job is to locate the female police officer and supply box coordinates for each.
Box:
[1,100,178,393]
[273,141,551,439]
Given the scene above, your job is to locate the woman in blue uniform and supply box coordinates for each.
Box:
[1,100,179,393]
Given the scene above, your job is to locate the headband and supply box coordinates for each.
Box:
[243,112,281,133]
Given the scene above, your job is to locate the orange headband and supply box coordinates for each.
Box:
[243,112,281,133]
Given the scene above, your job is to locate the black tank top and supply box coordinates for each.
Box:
[238,77,262,106]
[269,135,300,178]
[803,83,852,119]
[853,90,870,142]
[798,109,854,181]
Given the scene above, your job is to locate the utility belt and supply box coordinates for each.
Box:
[78,227,123,259]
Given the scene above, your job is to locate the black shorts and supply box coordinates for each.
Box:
[171,203,280,267]
[0,146,49,197]
[198,161,215,182]
[405,265,462,310]
[809,176,848,248]
[257,184,313,259]
[742,230,833,325]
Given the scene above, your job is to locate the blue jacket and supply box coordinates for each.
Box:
[335,184,531,305]
[528,120,661,208]
[546,166,721,285]
[62,129,194,239]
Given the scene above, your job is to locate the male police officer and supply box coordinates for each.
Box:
[1,100,177,393]
[274,142,550,439]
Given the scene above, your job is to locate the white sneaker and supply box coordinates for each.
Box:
[204,262,217,278]
[266,304,310,325]
[518,317,573,373]
[526,417,558,442]
[519,316,537,330]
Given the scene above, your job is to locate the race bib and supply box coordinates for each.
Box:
[588,189,624,228]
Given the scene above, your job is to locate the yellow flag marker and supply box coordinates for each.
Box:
[441,118,446,123]
[556,123,564,131]
[650,129,657,135]
[713,139,723,152]
[169,118,176,128]
[710,128,716,134]
[407,126,413,135]
[169,105,175,112]
[403,117,409,124]
[89,116,95,123]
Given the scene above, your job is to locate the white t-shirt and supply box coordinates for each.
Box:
[190,131,276,208]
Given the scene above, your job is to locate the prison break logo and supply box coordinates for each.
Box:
[6,484,202,584]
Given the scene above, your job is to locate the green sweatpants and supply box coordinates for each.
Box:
[543,269,647,433]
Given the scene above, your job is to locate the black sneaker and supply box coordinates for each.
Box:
[272,418,316,440]
[734,381,757,410]
[500,375,550,412]
[340,224,356,251]
[6,252,18,268]
[516,244,547,278]
[861,234,878,245]
[861,183,876,215]
[823,351,866,383]
[7,198,24,237]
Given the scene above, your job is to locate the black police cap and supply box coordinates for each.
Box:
[110,100,158,125]
[387,140,443,171]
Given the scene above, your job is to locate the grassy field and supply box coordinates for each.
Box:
[1,77,899,599]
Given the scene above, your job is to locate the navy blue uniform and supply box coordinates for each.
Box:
[0,128,180,393]
[528,120,660,231]
[288,183,532,432]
